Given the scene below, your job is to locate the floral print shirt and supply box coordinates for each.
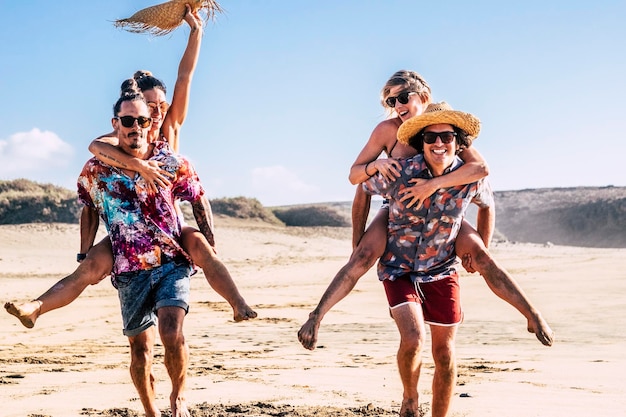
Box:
[77,141,203,275]
[363,154,493,283]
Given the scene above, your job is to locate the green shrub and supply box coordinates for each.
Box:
[272,205,349,227]
[180,196,283,225]
[0,179,80,224]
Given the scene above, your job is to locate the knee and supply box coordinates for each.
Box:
[82,243,113,279]
[350,242,380,270]
[432,344,455,369]
[78,256,110,284]
[160,329,185,349]
[182,232,200,254]
[181,231,215,267]
[399,330,425,356]
[130,342,152,366]
[158,313,185,348]
[472,248,495,272]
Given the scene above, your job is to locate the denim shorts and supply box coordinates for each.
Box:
[115,260,193,337]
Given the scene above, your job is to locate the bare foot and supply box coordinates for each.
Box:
[297,315,320,350]
[145,408,161,417]
[233,302,257,322]
[527,314,554,346]
[399,398,420,417]
[171,396,190,417]
[4,300,42,329]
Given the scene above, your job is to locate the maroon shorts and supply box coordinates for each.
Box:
[382,273,463,326]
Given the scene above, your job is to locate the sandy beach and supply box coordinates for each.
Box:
[1,219,625,417]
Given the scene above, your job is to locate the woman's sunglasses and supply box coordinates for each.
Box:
[422,131,457,144]
[148,101,170,114]
[385,91,416,108]
[116,115,152,128]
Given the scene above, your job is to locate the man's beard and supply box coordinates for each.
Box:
[128,132,143,149]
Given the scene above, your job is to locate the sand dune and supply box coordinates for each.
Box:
[1,220,625,416]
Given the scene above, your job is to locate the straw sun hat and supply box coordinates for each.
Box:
[397,101,481,145]
[114,0,223,36]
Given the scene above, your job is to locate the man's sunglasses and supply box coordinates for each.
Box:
[385,91,416,108]
[422,131,457,144]
[116,115,152,128]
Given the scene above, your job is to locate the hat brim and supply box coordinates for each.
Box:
[397,110,481,145]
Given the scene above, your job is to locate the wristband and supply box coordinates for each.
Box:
[76,253,87,262]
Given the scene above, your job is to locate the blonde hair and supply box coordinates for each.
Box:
[380,70,432,115]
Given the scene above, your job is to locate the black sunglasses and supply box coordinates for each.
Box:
[385,91,416,108]
[422,131,457,144]
[116,115,152,128]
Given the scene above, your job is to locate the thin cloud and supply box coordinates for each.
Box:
[0,128,74,177]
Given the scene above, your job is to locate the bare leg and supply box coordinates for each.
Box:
[129,326,161,417]
[455,221,554,346]
[4,237,113,328]
[430,325,458,417]
[181,227,256,322]
[158,306,190,417]
[298,209,388,350]
[351,186,372,249]
[391,303,426,417]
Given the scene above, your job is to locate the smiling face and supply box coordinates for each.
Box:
[142,88,168,140]
[422,123,459,176]
[385,85,427,122]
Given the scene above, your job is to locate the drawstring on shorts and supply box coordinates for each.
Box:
[413,281,426,302]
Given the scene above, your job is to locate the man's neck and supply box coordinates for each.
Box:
[425,162,446,177]
[116,143,154,177]
[424,155,459,178]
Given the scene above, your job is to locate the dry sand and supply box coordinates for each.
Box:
[1,219,625,416]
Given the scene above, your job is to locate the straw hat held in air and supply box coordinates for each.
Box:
[115,0,223,36]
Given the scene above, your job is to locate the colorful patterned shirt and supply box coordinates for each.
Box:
[363,154,493,283]
[77,141,204,275]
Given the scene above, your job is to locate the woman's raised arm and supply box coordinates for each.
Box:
[161,5,203,153]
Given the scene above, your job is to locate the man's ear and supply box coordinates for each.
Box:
[111,118,118,130]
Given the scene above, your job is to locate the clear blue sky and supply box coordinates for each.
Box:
[1,1,624,206]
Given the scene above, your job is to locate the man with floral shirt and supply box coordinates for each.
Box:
[77,89,209,417]
[297,102,553,417]
[362,102,489,417]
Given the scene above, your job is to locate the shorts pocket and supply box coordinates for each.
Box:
[113,272,134,289]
